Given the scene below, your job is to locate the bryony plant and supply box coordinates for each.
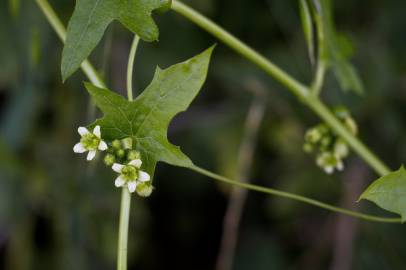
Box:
[33,0,406,269]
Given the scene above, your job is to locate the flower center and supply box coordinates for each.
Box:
[121,165,138,181]
[80,133,100,150]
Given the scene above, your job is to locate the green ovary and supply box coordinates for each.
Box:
[121,165,138,181]
[80,133,100,150]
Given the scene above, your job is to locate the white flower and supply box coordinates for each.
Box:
[112,159,151,193]
[73,125,108,161]
[316,152,344,174]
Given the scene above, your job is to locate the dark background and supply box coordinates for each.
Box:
[1,0,406,269]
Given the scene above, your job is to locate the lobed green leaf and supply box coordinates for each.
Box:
[85,46,214,178]
[359,166,406,222]
[62,0,171,81]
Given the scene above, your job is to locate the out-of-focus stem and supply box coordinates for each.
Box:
[216,83,266,270]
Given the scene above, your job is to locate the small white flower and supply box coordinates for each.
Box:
[73,125,108,161]
[316,152,344,175]
[112,159,151,193]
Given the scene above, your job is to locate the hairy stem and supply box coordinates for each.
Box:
[190,165,400,223]
[117,188,131,270]
[127,35,140,101]
[34,0,105,88]
[171,0,391,176]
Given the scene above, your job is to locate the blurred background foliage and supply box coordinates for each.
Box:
[1,0,406,269]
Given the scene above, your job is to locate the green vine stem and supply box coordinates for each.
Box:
[127,35,140,101]
[117,188,131,270]
[116,34,141,270]
[171,0,391,177]
[34,0,400,228]
[311,61,326,95]
[190,165,400,223]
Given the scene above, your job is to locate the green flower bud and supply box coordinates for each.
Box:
[104,154,116,166]
[320,136,332,148]
[305,127,322,143]
[127,150,141,161]
[116,149,126,158]
[136,183,153,197]
[121,137,133,150]
[334,139,349,159]
[112,139,122,150]
[344,117,358,135]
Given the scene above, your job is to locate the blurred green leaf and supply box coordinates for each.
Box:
[62,0,170,81]
[359,166,406,222]
[0,136,21,173]
[86,47,214,177]
[9,0,20,17]
[315,0,364,94]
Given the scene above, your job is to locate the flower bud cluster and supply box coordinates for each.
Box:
[303,106,358,174]
[73,126,153,196]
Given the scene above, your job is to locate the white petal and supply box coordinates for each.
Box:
[112,163,124,173]
[87,150,96,161]
[78,127,90,136]
[73,143,86,153]
[115,176,126,187]
[138,171,150,182]
[127,181,137,193]
[129,159,142,168]
[98,140,108,151]
[324,166,334,174]
[93,125,101,138]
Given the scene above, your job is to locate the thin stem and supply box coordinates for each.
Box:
[216,94,266,270]
[190,165,400,223]
[35,0,105,88]
[171,0,309,99]
[116,33,142,270]
[311,4,327,96]
[311,61,326,95]
[171,0,391,176]
[117,188,131,270]
[127,35,140,101]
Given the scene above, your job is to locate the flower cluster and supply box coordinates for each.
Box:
[303,106,357,174]
[73,125,153,196]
